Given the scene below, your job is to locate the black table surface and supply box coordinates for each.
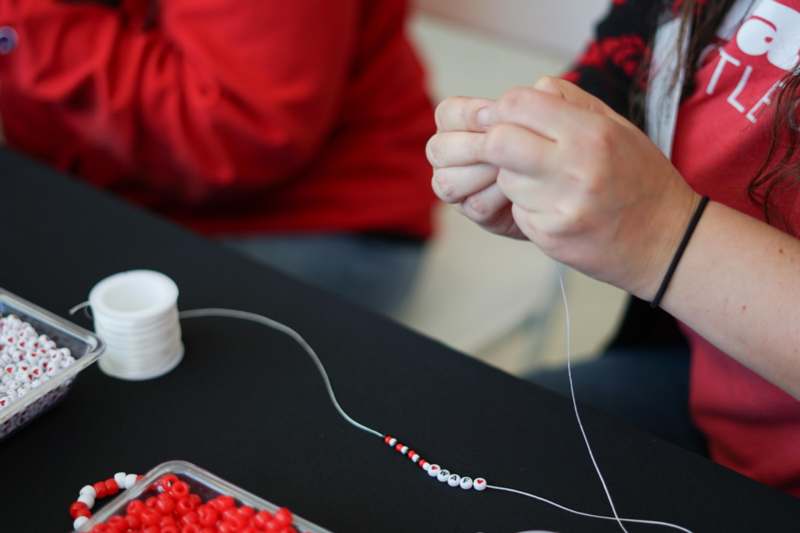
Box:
[2,148,799,532]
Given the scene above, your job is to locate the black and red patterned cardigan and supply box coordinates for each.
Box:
[564,0,678,120]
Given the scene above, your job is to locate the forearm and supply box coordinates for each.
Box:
[660,201,800,398]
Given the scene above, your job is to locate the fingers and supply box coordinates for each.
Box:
[485,86,604,141]
[427,131,485,168]
[434,96,495,132]
[432,164,498,204]
[510,203,568,252]
[428,123,556,181]
[496,169,544,212]
[483,123,557,176]
[459,183,509,225]
[457,183,525,238]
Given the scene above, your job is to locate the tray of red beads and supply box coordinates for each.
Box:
[0,288,105,440]
[77,460,334,532]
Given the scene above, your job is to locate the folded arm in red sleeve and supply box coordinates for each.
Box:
[0,0,358,204]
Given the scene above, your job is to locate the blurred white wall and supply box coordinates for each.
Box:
[414,0,610,60]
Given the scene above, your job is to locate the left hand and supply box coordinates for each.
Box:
[428,77,701,299]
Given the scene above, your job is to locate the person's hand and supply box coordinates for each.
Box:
[427,77,700,299]
[428,95,526,239]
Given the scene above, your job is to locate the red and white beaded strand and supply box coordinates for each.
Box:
[381,434,487,492]
[69,472,142,530]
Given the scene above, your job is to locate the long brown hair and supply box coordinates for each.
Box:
[671,0,800,232]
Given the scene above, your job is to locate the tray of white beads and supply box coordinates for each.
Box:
[0,288,104,440]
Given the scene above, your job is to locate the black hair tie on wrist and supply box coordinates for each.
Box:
[650,196,710,309]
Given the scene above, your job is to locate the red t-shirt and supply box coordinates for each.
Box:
[0,0,435,238]
[672,0,800,495]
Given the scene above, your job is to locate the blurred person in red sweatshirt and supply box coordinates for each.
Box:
[0,0,435,313]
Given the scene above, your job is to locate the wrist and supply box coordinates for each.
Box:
[629,178,702,300]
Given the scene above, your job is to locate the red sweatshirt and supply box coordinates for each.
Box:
[568,0,800,495]
[672,0,800,496]
[0,0,436,238]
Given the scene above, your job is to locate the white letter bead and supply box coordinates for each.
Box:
[460,477,473,490]
[447,474,461,487]
[77,493,94,507]
[73,516,89,530]
[437,469,450,482]
[428,464,441,477]
[473,477,487,491]
[114,472,127,487]
[124,473,138,489]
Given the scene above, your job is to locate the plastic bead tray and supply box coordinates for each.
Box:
[0,288,104,440]
[80,460,334,532]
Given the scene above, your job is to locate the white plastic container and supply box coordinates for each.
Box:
[80,460,334,533]
[0,288,104,440]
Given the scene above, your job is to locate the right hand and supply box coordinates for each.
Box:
[427,95,527,239]
[428,77,612,240]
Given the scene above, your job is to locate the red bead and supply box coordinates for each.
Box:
[274,508,293,526]
[145,496,158,508]
[158,474,179,490]
[127,499,146,515]
[222,508,248,528]
[142,527,160,533]
[176,496,196,516]
[105,479,120,496]
[181,511,200,525]
[125,513,142,528]
[181,525,202,533]
[264,520,282,532]
[156,493,176,514]
[140,508,161,526]
[170,480,190,498]
[210,495,236,510]
[237,505,255,518]
[94,481,108,498]
[70,501,90,518]
[278,527,298,533]
[217,521,241,533]
[106,516,126,528]
[253,511,274,528]
[161,525,179,533]
[197,506,219,527]
[383,435,392,445]
[394,443,403,452]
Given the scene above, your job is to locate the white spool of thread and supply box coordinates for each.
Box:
[88,270,184,380]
